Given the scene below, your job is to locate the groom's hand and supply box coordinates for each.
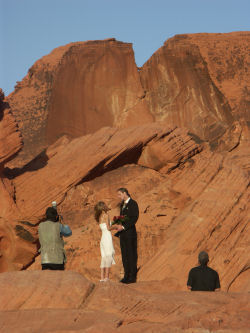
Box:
[116,225,124,231]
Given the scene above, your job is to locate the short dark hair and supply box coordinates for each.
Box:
[198,251,209,266]
[46,207,58,222]
[117,188,130,196]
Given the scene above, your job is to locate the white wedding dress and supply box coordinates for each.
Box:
[99,219,115,268]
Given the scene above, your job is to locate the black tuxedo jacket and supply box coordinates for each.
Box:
[119,198,139,238]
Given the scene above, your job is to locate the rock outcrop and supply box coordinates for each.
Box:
[7,33,250,166]
[2,122,202,272]
[140,32,250,146]
[25,139,249,293]
[138,150,250,292]
[0,89,22,165]
[0,88,22,219]
[0,270,94,310]
[0,271,249,332]
[3,32,250,288]
[182,32,249,121]
[11,123,200,221]
[6,39,153,165]
[1,32,249,333]
[0,90,34,272]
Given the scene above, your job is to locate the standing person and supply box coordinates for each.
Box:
[94,201,117,282]
[52,201,63,222]
[38,207,72,270]
[115,188,139,284]
[187,251,221,291]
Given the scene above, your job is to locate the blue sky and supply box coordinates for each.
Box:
[1,0,249,95]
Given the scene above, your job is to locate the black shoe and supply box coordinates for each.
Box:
[124,279,136,284]
[120,278,128,283]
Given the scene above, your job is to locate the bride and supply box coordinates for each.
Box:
[94,201,118,282]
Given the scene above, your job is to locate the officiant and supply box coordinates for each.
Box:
[115,188,139,284]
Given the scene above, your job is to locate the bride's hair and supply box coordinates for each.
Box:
[94,201,107,222]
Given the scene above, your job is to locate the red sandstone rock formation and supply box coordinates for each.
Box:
[0,89,22,219]
[0,89,22,165]
[12,123,199,221]
[0,271,94,310]
[0,90,29,271]
[25,137,248,293]
[138,150,250,292]
[227,120,250,173]
[2,122,201,272]
[0,271,249,332]
[7,33,249,166]
[7,39,153,165]
[183,32,250,121]
[0,90,38,272]
[1,33,249,332]
[140,32,250,146]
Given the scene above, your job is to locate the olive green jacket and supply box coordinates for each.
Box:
[38,220,66,264]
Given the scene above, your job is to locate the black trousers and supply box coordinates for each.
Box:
[120,236,137,281]
[42,263,65,270]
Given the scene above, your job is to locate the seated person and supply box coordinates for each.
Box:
[187,251,220,291]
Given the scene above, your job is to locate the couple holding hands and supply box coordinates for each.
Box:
[94,188,139,283]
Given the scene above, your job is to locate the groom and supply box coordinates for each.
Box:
[115,188,139,284]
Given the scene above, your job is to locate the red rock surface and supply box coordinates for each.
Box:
[140,32,250,145]
[0,89,22,165]
[2,123,202,273]
[138,150,250,292]
[1,33,249,332]
[227,120,250,173]
[0,214,38,273]
[7,33,250,166]
[0,90,35,273]
[26,144,249,294]
[0,271,94,310]
[183,32,250,121]
[0,88,22,219]
[12,123,199,221]
[0,271,249,332]
[6,39,153,166]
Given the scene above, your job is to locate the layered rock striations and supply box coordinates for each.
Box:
[19,124,248,293]
[0,271,249,332]
[139,32,250,147]
[0,89,21,219]
[11,123,200,221]
[7,33,250,167]
[1,32,249,332]
[183,32,250,121]
[0,90,36,272]
[138,150,250,292]
[7,39,152,165]
[0,89,22,165]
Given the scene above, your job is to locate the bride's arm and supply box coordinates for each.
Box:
[106,213,118,231]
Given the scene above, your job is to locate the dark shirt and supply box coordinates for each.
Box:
[187,265,220,291]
